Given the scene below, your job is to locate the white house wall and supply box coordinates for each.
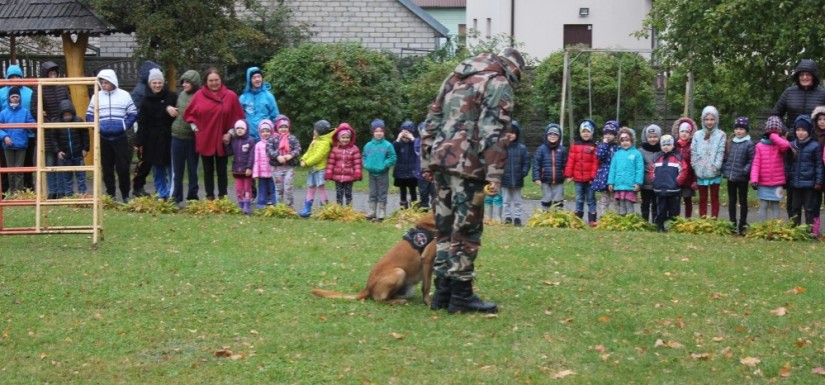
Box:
[467,0,653,60]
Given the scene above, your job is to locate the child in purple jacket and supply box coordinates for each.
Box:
[225,119,256,214]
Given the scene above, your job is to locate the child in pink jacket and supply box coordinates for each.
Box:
[750,116,790,221]
[252,119,276,208]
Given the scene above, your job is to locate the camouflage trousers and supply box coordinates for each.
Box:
[433,172,486,281]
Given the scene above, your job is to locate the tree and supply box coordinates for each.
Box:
[641,0,825,124]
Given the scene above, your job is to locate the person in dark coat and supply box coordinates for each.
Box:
[135,68,178,200]
[52,100,89,196]
[772,59,825,132]
[533,123,568,210]
[392,119,418,209]
[501,120,530,226]
[722,117,755,234]
[131,60,162,197]
[785,115,824,226]
[40,61,72,198]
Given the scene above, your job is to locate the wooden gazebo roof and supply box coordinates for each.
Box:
[0,0,116,37]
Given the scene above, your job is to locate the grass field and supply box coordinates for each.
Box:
[1,207,823,384]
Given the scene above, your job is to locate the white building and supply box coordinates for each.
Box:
[466,0,653,60]
[413,0,467,48]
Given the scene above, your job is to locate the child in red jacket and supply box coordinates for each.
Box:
[325,123,362,206]
[565,119,600,225]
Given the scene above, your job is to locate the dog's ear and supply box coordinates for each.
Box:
[418,213,437,232]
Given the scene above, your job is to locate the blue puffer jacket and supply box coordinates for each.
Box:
[393,138,417,180]
[533,125,567,185]
[608,146,645,191]
[785,137,823,189]
[0,103,35,149]
[502,121,530,188]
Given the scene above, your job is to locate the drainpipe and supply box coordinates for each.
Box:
[510,0,515,46]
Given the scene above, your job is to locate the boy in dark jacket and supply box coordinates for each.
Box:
[785,115,824,226]
[565,119,600,225]
[501,120,530,226]
[393,120,418,210]
[52,100,90,196]
[533,124,567,210]
[649,135,688,232]
[722,117,755,234]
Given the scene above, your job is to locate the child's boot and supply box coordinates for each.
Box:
[377,203,386,222]
[575,211,584,219]
[366,202,377,220]
[242,201,251,215]
[588,211,597,227]
[299,199,313,218]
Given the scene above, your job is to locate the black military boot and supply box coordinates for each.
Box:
[430,276,451,310]
[447,279,498,314]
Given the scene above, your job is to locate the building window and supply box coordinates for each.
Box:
[486,18,491,38]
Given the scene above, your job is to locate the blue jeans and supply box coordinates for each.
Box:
[152,165,171,199]
[170,138,199,203]
[46,152,65,196]
[60,157,87,195]
[574,181,597,214]
[256,177,277,207]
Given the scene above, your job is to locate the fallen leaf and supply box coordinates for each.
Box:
[691,352,712,360]
[213,349,233,357]
[40,352,48,359]
[593,345,607,353]
[249,330,258,335]
[391,332,405,340]
[778,366,791,377]
[785,286,806,295]
[770,307,787,316]
[230,353,245,360]
[551,369,576,379]
[667,341,684,349]
[598,315,610,323]
[482,314,498,319]
[543,310,553,316]
[561,317,573,324]
[543,281,561,286]
[812,367,825,375]
[740,357,761,367]
[711,293,722,299]
[654,339,665,348]
[712,336,724,342]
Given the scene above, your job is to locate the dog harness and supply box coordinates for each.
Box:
[402,227,435,254]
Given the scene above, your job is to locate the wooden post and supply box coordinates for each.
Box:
[62,33,93,165]
[560,50,569,134]
[166,63,178,93]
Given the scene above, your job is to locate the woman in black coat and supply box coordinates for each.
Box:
[136,68,178,200]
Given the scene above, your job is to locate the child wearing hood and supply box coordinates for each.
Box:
[638,124,663,223]
[0,86,36,194]
[500,120,530,226]
[671,118,698,217]
[266,114,302,207]
[722,117,755,234]
[691,106,727,218]
[252,120,277,208]
[393,120,419,210]
[225,119,256,214]
[649,135,688,232]
[52,99,89,196]
[362,119,397,221]
[565,119,600,225]
[240,67,280,142]
[608,127,645,215]
[299,120,335,217]
[326,123,362,206]
[533,123,567,210]
[785,115,823,226]
[592,120,620,214]
[750,116,791,222]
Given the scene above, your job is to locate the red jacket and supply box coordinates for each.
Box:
[183,85,244,157]
[564,140,599,182]
[325,124,363,183]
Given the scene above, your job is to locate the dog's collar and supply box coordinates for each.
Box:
[402,227,435,254]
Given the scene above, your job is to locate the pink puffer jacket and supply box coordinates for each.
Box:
[750,133,790,186]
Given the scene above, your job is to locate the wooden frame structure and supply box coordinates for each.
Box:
[0,77,102,246]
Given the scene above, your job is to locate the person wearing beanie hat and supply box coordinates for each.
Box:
[751,116,791,222]
[592,120,620,214]
[363,117,396,221]
[649,133,688,232]
[566,119,600,225]
[240,66,280,142]
[0,84,36,194]
[130,61,163,198]
[499,119,530,226]
[39,61,72,199]
[393,119,419,210]
[326,123,362,206]
[253,119,277,209]
[135,66,178,201]
[670,117,698,217]
[638,124,663,223]
[170,69,202,204]
[608,127,645,215]
[722,116,755,234]
[785,114,823,227]
[297,118,337,217]
[266,114,301,207]
[691,106,727,218]
[533,123,568,210]
[225,119,256,214]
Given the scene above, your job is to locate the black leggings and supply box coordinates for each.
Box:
[727,180,749,225]
[201,155,228,199]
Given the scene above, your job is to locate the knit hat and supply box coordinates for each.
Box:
[545,123,562,137]
[313,119,332,136]
[764,116,784,134]
[602,120,619,136]
[795,114,813,134]
[234,119,247,130]
[399,119,415,135]
[258,119,273,133]
[733,116,750,131]
[660,134,675,147]
[275,114,291,129]
[147,68,164,83]
[644,124,662,139]
[8,86,20,98]
[678,122,693,133]
[370,119,385,133]
[579,119,595,133]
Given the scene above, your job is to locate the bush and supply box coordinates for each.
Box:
[183,197,242,215]
[594,212,656,232]
[527,209,586,229]
[121,195,178,214]
[314,203,367,222]
[255,203,299,219]
[745,219,815,241]
[668,216,735,236]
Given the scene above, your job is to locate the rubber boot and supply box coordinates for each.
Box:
[377,203,386,222]
[366,202,377,220]
[494,205,503,223]
[575,211,584,219]
[447,279,498,314]
[400,200,409,210]
[242,201,251,215]
[430,276,451,310]
[588,211,597,227]
[299,199,313,218]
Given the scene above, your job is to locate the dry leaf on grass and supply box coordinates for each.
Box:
[543,281,561,286]
[654,339,684,349]
[551,369,576,379]
[740,357,761,367]
[778,366,792,377]
[690,352,712,360]
[770,307,787,316]
[785,286,806,295]
[391,332,405,340]
[812,367,825,375]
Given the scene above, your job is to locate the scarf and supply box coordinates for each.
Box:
[278,129,291,155]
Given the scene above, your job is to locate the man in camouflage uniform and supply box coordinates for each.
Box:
[420,47,524,314]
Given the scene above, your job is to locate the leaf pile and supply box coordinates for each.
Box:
[5,188,36,200]
[100,194,123,210]
[121,195,178,214]
[183,197,242,215]
[668,216,735,236]
[255,203,299,218]
[594,212,656,232]
[387,202,428,226]
[314,203,366,222]
[527,209,586,229]
[745,219,814,241]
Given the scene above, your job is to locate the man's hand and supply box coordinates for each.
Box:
[422,171,433,182]
[245,169,252,177]
[166,106,179,118]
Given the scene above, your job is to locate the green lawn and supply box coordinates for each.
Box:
[1,207,822,384]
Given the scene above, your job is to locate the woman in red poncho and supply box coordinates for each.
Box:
[184,68,245,200]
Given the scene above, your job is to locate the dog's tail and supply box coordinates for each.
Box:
[311,289,369,300]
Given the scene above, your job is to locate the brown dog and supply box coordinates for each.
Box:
[311,213,437,305]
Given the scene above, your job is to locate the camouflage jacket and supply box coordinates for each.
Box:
[420,53,517,183]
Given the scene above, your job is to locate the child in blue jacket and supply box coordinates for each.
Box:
[500,120,530,226]
[608,127,645,215]
[0,87,35,194]
[533,124,567,210]
[362,119,397,221]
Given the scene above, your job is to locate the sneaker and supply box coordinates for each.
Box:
[513,218,522,227]
[589,221,597,227]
